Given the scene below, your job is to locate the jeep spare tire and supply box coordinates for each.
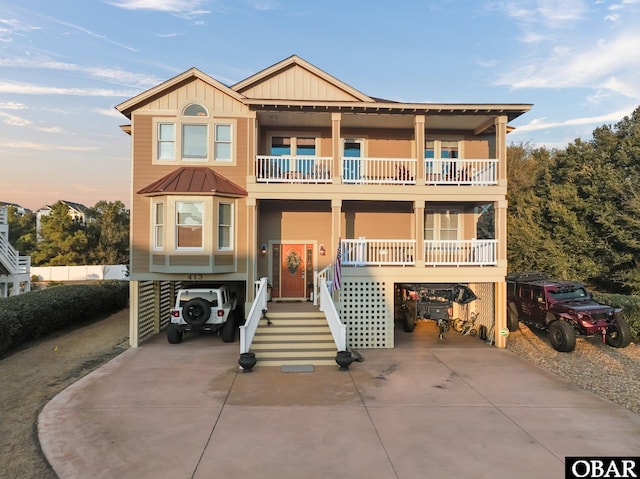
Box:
[183,298,211,327]
[548,320,576,352]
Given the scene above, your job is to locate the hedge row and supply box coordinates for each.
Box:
[593,292,640,341]
[0,280,129,358]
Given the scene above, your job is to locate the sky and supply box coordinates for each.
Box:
[1,0,640,211]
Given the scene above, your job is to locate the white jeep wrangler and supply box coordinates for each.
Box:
[167,286,238,344]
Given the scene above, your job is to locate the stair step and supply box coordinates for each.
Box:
[251,340,335,350]
[254,358,338,367]
[255,349,336,359]
[254,332,333,340]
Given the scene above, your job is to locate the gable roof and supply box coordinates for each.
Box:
[137,167,248,198]
[231,55,373,102]
[115,68,246,119]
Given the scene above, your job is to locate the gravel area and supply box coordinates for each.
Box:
[506,323,640,415]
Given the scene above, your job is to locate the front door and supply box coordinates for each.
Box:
[280,244,306,298]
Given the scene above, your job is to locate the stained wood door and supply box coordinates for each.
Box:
[280,244,305,298]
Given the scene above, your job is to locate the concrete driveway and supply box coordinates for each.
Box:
[39,320,640,479]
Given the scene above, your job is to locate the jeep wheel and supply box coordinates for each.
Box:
[402,310,416,332]
[548,320,576,352]
[167,324,183,344]
[605,317,632,348]
[221,317,236,343]
[183,298,211,327]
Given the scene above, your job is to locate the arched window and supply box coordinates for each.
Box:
[183,103,208,117]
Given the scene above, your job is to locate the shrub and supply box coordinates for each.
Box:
[0,280,129,357]
[593,292,640,341]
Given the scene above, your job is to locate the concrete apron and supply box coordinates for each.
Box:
[39,320,640,479]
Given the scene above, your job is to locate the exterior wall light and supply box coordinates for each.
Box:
[319,244,326,255]
[261,244,267,255]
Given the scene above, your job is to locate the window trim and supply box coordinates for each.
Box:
[217,202,234,251]
[151,114,237,166]
[175,200,205,250]
[424,208,461,241]
[152,201,164,250]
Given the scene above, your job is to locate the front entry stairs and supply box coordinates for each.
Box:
[250,305,337,366]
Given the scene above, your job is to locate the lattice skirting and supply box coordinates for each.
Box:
[338,280,393,349]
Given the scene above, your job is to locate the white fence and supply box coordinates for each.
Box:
[31,265,129,281]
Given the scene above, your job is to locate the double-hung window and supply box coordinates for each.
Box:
[214,124,232,162]
[218,203,233,250]
[176,201,204,249]
[157,124,175,161]
[424,209,459,240]
[153,202,164,249]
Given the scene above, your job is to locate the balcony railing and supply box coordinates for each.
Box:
[337,238,497,267]
[424,239,497,266]
[255,156,498,186]
[341,158,416,185]
[341,239,416,266]
[424,159,497,185]
[256,156,332,183]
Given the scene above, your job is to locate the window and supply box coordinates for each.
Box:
[424,209,459,240]
[214,124,232,162]
[182,124,208,161]
[183,104,208,117]
[441,141,459,159]
[218,203,233,250]
[158,123,175,161]
[440,210,459,240]
[153,202,164,249]
[176,201,203,249]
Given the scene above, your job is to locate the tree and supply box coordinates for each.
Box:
[6,206,36,255]
[507,106,640,294]
[86,201,130,264]
[31,201,89,266]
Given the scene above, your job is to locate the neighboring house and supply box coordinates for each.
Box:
[116,55,531,351]
[0,202,30,216]
[0,206,31,297]
[35,200,88,240]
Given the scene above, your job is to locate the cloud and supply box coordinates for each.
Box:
[500,0,588,25]
[0,140,97,151]
[0,81,137,97]
[0,17,41,43]
[496,32,640,98]
[0,111,67,133]
[48,17,139,52]
[0,57,160,89]
[511,108,633,133]
[107,0,212,19]
[0,101,26,110]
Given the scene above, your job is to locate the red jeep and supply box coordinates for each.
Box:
[506,272,631,352]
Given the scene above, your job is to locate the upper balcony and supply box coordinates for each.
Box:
[255,156,498,186]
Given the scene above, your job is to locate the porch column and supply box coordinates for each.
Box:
[414,201,424,265]
[495,115,508,186]
[495,199,508,268]
[331,198,342,254]
[331,112,342,184]
[247,113,257,180]
[129,281,140,347]
[247,198,257,301]
[414,115,425,182]
[495,280,508,348]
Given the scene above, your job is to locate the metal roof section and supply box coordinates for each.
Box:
[137,167,248,197]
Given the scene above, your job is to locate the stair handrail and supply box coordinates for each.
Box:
[318,277,346,351]
[0,232,20,275]
[239,277,268,354]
